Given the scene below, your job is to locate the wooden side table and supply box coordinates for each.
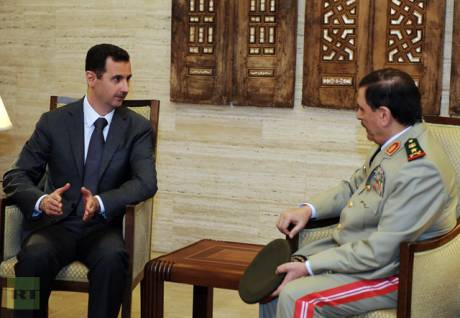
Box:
[141,239,263,318]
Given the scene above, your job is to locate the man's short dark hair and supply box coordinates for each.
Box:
[85,44,130,78]
[358,68,422,126]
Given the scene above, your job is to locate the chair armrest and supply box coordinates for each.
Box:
[123,197,154,287]
[397,220,460,318]
[0,197,23,261]
[286,217,340,251]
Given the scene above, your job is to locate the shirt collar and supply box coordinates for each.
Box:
[83,96,115,128]
[381,126,412,150]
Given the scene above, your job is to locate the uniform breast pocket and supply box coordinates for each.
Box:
[359,191,382,227]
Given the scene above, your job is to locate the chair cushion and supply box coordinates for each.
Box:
[0,257,89,283]
[3,205,23,260]
[410,230,460,317]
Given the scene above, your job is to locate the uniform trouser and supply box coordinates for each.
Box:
[14,222,128,318]
[259,273,398,318]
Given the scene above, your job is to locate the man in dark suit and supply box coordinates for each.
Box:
[3,43,157,318]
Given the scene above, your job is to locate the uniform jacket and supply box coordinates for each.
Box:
[296,122,458,279]
[3,99,158,236]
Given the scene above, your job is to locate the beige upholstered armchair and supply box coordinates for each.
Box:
[0,96,160,318]
[287,116,460,318]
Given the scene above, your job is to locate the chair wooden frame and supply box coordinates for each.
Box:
[1,96,160,318]
[287,115,460,318]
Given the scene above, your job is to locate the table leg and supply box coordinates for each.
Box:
[141,260,172,318]
[193,285,213,318]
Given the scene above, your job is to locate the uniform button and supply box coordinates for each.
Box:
[337,224,343,230]
[348,201,353,208]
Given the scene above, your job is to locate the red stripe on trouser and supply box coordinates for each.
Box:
[294,276,399,318]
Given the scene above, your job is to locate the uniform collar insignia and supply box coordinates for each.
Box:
[385,141,400,156]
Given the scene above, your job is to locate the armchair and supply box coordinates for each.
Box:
[287,116,460,318]
[0,96,160,318]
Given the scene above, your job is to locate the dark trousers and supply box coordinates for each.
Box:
[14,222,128,318]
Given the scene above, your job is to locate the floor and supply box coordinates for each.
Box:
[46,283,259,318]
[1,251,259,318]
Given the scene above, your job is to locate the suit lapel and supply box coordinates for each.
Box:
[65,101,85,179]
[98,108,127,179]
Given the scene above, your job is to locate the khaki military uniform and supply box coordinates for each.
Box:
[260,123,458,318]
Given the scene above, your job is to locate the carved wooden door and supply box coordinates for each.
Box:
[302,0,372,110]
[233,0,297,107]
[372,0,446,115]
[171,0,297,107]
[171,0,233,104]
[303,0,446,114]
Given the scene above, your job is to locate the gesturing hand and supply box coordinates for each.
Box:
[270,262,308,297]
[81,187,100,222]
[276,206,312,239]
[39,183,71,216]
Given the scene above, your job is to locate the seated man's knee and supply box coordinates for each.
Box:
[279,282,298,307]
[95,248,128,272]
[15,244,60,275]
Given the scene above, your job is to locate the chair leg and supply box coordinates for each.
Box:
[121,287,132,318]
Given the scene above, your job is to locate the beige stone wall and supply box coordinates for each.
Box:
[0,0,454,252]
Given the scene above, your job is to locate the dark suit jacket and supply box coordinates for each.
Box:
[3,99,157,236]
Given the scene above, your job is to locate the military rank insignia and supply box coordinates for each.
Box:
[368,166,385,196]
[385,141,400,156]
[405,138,426,161]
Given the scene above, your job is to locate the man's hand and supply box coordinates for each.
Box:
[277,206,312,239]
[81,187,100,222]
[39,183,71,216]
[271,262,308,297]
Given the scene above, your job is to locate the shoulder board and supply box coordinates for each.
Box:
[405,138,426,161]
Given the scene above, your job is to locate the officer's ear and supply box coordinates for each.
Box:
[377,106,392,127]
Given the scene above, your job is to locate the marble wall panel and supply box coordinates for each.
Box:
[0,0,455,254]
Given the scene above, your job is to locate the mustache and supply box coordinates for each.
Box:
[115,93,127,99]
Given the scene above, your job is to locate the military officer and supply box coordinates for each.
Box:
[260,68,458,318]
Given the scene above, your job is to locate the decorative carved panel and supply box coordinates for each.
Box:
[372,0,445,115]
[303,0,445,114]
[172,0,297,107]
[450,1,460,115]
[233,0,297,107]
[171,0,232,104]
[302,0,372,109]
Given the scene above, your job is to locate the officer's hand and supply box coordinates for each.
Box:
[39,183,71,216]
[276,206,312,239]
[270,262,308,297]
[81,187,100,222]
